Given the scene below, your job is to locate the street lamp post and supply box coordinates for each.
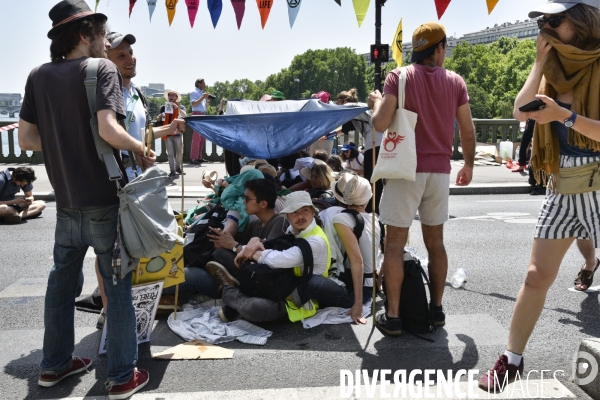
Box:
[294,78,300,99]
[374,0,387,92]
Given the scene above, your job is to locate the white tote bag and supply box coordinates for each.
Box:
[370,67,418,183]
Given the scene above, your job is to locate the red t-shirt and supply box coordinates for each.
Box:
[383,64,469,173]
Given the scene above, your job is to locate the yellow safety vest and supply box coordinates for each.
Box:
[286,224,331,322]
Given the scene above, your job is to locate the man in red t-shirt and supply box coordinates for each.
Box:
[368,22,475,336]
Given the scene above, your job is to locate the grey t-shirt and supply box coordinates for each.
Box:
[20,57,126,208]
[237,213,289,244]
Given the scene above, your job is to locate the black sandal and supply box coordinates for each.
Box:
[574,257,600,291]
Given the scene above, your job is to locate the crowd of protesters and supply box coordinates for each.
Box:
[12,0,600,398]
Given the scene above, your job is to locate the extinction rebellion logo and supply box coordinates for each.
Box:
[382,131,405,152]
[287,0,301,8]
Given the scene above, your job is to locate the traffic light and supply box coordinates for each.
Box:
[370,44,390,63]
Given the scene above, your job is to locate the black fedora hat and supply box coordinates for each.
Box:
[48,0,107,39]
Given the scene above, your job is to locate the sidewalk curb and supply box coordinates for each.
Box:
[577,338,600,399]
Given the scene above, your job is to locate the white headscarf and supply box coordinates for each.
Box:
[343,175,372,206]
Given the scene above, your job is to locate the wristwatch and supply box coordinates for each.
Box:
[564,111,577,128]
[232,243,240,252]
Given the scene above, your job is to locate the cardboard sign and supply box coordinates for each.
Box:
[152,339,234,359]
[99,281,164,354]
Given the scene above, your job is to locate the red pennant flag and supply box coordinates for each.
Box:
[231,0,246,29]
[129,0,138,16]
[256,0,274,29]
[434,0,451,19]
[185,0,199,27]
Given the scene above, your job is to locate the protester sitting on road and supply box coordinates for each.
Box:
[0,167,46,224]
[340,142,364,176]
[480,1,600,392]
[289,160,335,201]
[319,173,380,324]
[160,178,289,307]
[278,152,304,189]
[311,150,329,163]
[206,191,339,323]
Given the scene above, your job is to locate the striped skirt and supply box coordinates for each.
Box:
[535,154,600,247]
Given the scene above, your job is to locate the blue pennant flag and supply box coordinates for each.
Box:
[287,0,302,28]
[185,99,368,159]
[208,0,223,28]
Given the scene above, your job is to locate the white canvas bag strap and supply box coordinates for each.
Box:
[398,67,407,109]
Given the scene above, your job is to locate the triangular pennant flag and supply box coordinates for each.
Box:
[256,0,274,29]
[147,0,157,21]
[287,0,301,28]
[434,0,451,19]
[129,0,137,17]
[352,0,370,27]
[185,0,199,27]
[486,0,499,14]
[95,0,100,12]
[334,0,341,5]
[231,0,246,29]
[208,0,223,28]
[166,0,178,26]
[391,18,402,65]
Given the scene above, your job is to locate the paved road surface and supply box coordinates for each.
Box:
[0,195,596,399]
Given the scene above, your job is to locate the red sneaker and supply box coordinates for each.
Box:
[511,162,525,172]
[478,354,524,393]
[38,356,92,387]
[506,159,514,169]
[108,368,149,400]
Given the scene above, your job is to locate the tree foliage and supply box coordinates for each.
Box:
[444,37,536,118]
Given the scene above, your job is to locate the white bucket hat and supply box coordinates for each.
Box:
[528,0,600,18]
[279,191,319,214]
[202,170,218,183]
[163,89,182,102]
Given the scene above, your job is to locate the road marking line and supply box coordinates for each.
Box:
[0,278,96,298]
[49,378,575,399]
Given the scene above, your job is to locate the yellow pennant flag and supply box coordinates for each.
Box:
[486,0,499,14]
[352,0,370,27]
[166,0,178,25]
[392,18,402,65]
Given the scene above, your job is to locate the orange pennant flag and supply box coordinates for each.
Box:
[486,0,499,14]
[256,0,274,29]
[166,0,178,25]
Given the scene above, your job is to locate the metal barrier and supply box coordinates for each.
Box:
[0,121,224,164]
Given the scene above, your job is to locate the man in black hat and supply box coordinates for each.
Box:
[18,1,153,398]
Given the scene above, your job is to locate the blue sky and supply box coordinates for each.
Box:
[1,0,539,95]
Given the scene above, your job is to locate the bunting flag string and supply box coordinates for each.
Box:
[185,0,199,27]
[287,0,301,28]
[434,0,451,19]
[352,0,370,27]
[208,0,223,28]
[231,0,246,29]
[486,0,499,14]
[256,0,274,29]
[166,0,178,25]
[129,0,138,17]
[391,18,402,65]
[147,0,157,21]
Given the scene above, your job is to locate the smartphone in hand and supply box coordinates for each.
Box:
[518,99,546,112]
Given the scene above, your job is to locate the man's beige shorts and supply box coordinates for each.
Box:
[379,173,450,228]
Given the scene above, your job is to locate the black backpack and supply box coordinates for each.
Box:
[384,252,435,338]
[238,234,313,302]
[281,169,303,189]
[183,204,228,268]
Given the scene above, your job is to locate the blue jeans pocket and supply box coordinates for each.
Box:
[55,213,71,247]
[90,217,117,254]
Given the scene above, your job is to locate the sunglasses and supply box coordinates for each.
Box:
[537,15,565,30]
[242,195,257,203]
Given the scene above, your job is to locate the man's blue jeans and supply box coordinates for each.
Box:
[40,205,137,387]
[163,266,218,299]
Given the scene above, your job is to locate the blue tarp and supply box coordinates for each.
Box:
[184,99,368,159]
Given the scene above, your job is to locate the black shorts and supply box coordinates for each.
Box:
[10,205,23,213]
